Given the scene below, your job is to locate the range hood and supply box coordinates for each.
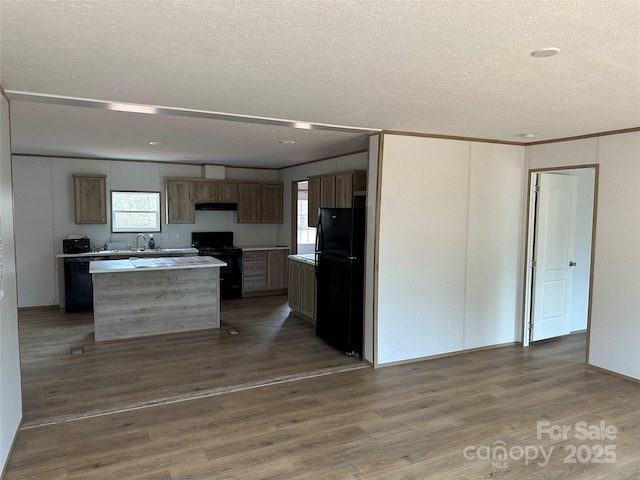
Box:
[195,202,238,211]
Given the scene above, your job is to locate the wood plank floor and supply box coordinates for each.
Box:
[7,302,640,479]
[16,295,362,427]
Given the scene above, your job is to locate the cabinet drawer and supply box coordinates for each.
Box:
[243,261,266,277]
[243,251,267,262]
[243,276,267,292]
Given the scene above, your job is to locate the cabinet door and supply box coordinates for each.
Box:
[218,182,238,202]
[300,263,316,321]
[262,184,283,223]
[267,249,289,290]
[308,177,321,227]
[335,173,354,208]
[73,175,107,224]
[166,180,195,224]
[320,175,336,208]
[195,181,217,202]
[238,183,262,223]
[288,260,302,311]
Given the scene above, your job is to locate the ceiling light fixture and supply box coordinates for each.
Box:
[519,133,535,139]
[149,141,165,146]
[107,103,159,114]
[531,47,559,58]
[293,122,312,130]
[279,140,295,144]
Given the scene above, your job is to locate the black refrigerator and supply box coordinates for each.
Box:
[315,207,365,356]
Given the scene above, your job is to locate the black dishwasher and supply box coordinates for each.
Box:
[63,238,101,313]
[64,257,94,312]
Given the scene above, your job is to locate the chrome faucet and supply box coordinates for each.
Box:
[135,233,146,250]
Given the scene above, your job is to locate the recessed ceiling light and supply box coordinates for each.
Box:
[182,156,195,159]
[531,48,559,58]
[149,141,165,146]
[108,103,158,114]
[279,140,295,144]
[519,133,535,139]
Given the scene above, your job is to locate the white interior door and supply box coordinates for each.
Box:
[531,173,578,342]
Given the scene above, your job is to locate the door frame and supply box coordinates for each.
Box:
[521,164,599,365]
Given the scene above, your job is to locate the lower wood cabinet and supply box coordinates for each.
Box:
[288,258,316,322]
[242,248,289,295]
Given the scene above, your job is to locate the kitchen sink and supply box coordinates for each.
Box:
[96,247,196,255]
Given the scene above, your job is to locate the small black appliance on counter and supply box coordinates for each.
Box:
[63,238,91,254]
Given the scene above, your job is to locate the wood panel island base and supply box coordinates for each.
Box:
[90,256,225,341]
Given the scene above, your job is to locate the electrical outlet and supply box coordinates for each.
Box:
[176,233,180,239]
[164,233,169,240]
[447,321,453,332]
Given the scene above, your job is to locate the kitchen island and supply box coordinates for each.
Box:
[90,256,225,341]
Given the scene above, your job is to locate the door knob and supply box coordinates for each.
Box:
[569,261,577,267]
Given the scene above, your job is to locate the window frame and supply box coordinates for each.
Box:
[110,190,162,234]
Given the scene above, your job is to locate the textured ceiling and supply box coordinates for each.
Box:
[2,0,639,167]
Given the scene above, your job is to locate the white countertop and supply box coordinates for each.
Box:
[90,255,226,274]
[238,245,290,252]
[288,253,316,266]
[57,247,198,258]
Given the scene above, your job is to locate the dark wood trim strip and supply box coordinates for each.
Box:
[381,129,525,146]
[525,127,640,146]
[586,364,640,385]
[373,134,384,368]
[376,342,519,368]
[290,180,298,255]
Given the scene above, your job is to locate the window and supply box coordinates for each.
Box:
[111,191,161,233]
[296,181,316,254]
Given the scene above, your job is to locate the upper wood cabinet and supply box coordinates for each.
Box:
[262,184,283,223]
[166,179,195,224]
[194,181,238,203]
[73,174,107,224]
[238,183,283,224]
[320,176,336,209]
[237,183,262,223]
[307,177,320,227]
[307,170,366,227]
[164,177,283,224]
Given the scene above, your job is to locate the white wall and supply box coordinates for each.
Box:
[464,143,526,349]
[12,157,279,307]
[376,134,525,365]
[529,133,640,380]
[1,94,22,473]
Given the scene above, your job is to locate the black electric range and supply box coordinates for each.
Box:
[191,232,242,300]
